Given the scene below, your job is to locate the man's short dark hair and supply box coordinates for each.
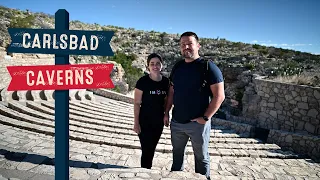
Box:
[179,31,199,42]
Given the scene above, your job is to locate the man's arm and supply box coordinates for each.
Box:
[191,82,225,124]
[163,85,174,126]
[204,82,225,119]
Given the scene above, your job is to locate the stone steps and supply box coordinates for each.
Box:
[83,100,134,114]
[0,100,303,159]
[69,101,135,119]
[0,101,253,143]
[0,124,319,180]
[24,100,251,139]
[0,88,94,102]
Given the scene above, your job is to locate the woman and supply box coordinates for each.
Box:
[133,53,169,169]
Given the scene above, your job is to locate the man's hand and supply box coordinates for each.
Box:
[133,123,141,134]
[163,114,170,127]
[191,117,207,124]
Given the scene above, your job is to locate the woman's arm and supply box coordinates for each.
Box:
[133,88,143,134]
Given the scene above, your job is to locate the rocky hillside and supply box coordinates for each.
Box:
[1,5,320,115]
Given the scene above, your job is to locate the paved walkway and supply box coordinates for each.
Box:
[0,95,319,179]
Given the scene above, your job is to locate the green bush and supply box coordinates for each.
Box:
[244,63,255,70]
[9,14,35,28]
[252,44,261,49]
[159,32,168,45]
[258,49,268,55]
[110,52,143,91]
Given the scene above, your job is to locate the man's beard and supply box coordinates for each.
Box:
[182,50,194,58]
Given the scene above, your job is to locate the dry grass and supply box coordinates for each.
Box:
[270,74,320,87]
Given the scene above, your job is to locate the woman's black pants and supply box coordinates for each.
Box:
[138,125,163,169]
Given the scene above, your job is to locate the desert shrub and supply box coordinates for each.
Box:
[109,52,143,91]
[274,61,303,76]
[9,14,35,28]
[244,63,255,70]
[252,44,261,49]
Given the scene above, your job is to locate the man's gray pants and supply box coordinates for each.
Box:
[170,119,211,178]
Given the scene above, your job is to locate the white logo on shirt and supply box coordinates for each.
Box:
[150,90,166,95]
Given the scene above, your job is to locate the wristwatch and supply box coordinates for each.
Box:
[202,116,209,121]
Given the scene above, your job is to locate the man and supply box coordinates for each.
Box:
[163,31,225,179]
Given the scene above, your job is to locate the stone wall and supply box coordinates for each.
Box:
[267,129,320,161]
[250,76,320,135]
[239,75,320,162]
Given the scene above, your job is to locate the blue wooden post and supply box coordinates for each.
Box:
[6,9,115,180]
[54,9,70,180]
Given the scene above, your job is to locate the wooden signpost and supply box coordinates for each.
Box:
[6,9,115,180]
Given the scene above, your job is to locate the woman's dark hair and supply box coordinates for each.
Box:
[147,53,163,66]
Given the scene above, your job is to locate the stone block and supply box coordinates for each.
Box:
[301,96,308,102]
[16,90,28,101]
[285,94,293,101]
[297,102,309,110]
[75,89,86,101]
[285,135,293,144]
[44,90,55,101]
[296,121,305,130]
[291,91,298,98]
[69,89,78,100]
[314,89,320,100]
[307,109,319,119]
[31,90,43,101]
[310,118,319,125]
[278,115,286,121]
[267,103,274,108]
[0,88,17,101]
[275,102,283,110]
[305,122,315,134]
[299,109,307,116]
[85,91,95,101]
[294,96,301,101]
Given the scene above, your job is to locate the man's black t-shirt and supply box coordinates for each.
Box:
[135,75,169,127]
[170,58,224,124]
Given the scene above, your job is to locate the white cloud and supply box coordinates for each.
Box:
[167,27,173,30]
[261,43,278,47]
[258,43,313,47]
[251,40,272,43]
[111,5,116,8]
[291,44,306,46]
